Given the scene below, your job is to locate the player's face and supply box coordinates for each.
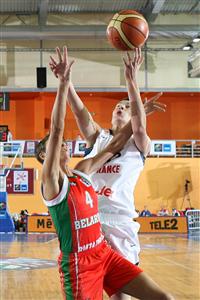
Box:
[60,141,71,163]
[112,101,131,125]
[45,139,71,164]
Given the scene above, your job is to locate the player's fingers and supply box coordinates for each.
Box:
[144,97,148,104]
[63,46,67,64]
[127,51,132,64]
[50,56,57,65]
[49,62,56,68]
[68,59,75,69]
[53,70,58,78]
[153,104,166,111]
[56,47,62,63]
[154,102,167,108]
[132,48,137,64]
[49,63,54,71]
[139,55,144,66]
[137,48,141,63]
[148,92,163,102]
[138,48,143,65]
[135,48,139,63]
[123,57,129,68]
[64,60,75,78]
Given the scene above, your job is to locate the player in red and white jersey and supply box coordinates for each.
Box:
[36,46,174,300]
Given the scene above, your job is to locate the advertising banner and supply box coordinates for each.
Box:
[27,215,55,233]
[6,168,34,194]
[137,216,188,233]
[150,140,176,156]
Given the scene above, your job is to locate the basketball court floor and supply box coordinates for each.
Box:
[0,232,199,300]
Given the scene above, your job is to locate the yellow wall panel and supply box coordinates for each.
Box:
[7,157,199,214]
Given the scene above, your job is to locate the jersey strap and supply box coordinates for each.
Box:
[84,146,93,156]
[72,169,92,185]
[42,175,69,207]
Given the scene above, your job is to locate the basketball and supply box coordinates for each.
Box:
[106,10,149,50]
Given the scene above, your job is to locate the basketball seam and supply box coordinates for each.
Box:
[118,20,147,39]
[113,20,136,49]
[111,18,118,49]
[115,13,147,24]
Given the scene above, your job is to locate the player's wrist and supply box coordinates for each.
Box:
[59,77,70,85]
[58,80,70,91]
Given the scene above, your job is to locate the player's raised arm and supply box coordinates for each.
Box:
[42,47,74,200]
[50,56,101,147]
[123,48,150,156]
[68,84,101,146]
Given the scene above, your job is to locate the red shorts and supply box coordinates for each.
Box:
[58,241,143,300]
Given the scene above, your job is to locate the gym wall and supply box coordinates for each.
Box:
[1,40,200,90]
[7,157,200,214]
[0,91,199,140]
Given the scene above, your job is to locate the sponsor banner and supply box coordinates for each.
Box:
[24,141,38,155]
[150,140,176,156]
[1,140,39,155]
[137,216,188,233]
[28,215,56,232]
[73,140,87,156]
[28,215,188,234]
[6,168,34,194]
[1,140,25,155]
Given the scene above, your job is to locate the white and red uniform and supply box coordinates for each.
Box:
[85,129,145,264]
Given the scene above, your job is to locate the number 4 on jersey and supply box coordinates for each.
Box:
[85,191,93,208]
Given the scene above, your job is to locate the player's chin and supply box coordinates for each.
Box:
[60,153,70,164]
[66,153,71,162]
[116,115,126,122]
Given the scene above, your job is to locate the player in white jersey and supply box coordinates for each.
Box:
[50,47,165,300]
[85,127,144,264]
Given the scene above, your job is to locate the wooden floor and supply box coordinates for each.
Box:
[0,233,199,300]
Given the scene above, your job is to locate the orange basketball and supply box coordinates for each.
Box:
[106,10,149,50]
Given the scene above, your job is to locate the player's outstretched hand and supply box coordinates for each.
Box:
[123,48,143,83]
[143,92,166,116]
[49,46,74,83]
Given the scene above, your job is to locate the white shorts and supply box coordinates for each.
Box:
[100,213,140,264]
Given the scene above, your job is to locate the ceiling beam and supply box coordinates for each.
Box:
[152,0,166,14]
[1,87,199,93]
[189,0,200,12]
[0,24,198,40]
[143,0,166,22]
[38,0,49,26]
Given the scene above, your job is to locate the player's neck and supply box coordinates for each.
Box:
[60,164,73,177]
[111,122,126,135]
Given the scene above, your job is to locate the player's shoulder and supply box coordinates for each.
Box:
[99,128,112,138]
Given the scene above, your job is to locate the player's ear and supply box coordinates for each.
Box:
[39,151,46,161]
[36,150,46,164]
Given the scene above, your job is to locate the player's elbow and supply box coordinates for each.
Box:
[51,121,64,134]
[132,125,146,136]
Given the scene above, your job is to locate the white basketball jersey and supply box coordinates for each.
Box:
[85,129,145,218]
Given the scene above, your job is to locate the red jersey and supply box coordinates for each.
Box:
[43,170,104,254]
